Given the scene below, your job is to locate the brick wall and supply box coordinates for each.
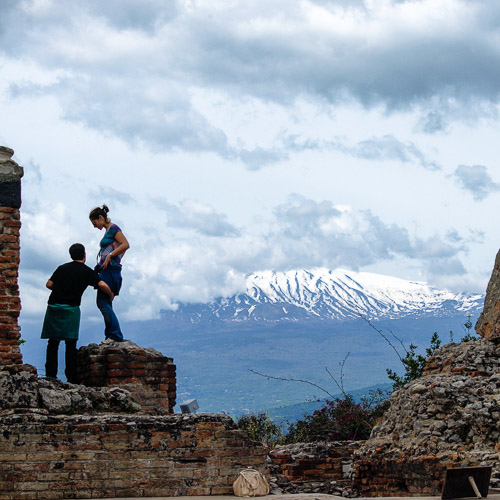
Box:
[354,450,444,497]
[77,341,176,413]
[0,146,23,366]
[0,412,268,500]
[270,441,360,484]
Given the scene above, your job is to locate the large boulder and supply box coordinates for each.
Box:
[476,249,500,342]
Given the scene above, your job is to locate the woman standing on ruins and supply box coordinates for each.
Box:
[89,205,130,342]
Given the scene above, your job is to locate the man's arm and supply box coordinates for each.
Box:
[46,280,54,290]
[98,280,114,302]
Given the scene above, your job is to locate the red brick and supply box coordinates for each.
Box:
[3,221,21,228]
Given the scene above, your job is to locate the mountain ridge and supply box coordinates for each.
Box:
[162,267,483,325]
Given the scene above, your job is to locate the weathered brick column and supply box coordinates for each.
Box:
[0,146,23,366]
[77,340,177,413]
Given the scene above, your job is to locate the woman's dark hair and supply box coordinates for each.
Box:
[69,243,85,261]
[89,204,110,222]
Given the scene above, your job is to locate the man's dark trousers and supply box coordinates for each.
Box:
[45,339,78,383]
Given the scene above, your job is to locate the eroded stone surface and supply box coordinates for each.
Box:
[476,249,500,342]
[0,412,268,499]
[269,441,361,497]
[0,146,23,182]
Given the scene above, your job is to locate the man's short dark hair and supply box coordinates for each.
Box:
[69,243,85,261]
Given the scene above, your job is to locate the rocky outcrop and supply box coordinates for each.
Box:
[476,249,500,342]
[0,363,140,415]
[353,339,500,497]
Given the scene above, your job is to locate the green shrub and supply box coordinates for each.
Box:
[461,315,479,342]
[236,413,285,448]
[386,331,441,391]
[236,389,389,445]
[284,389,390,443]
[386,316,480,391]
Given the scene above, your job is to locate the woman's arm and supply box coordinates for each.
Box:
[102,231,130,269]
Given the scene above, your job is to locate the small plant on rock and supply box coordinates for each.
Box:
[386,331,441,391]
[460,314,479,342]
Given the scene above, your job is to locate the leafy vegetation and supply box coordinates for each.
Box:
[235,413,285,447]
[386,315,480,391]
[460,314,479,342]
[386,331,441,391]
[284,389,389,443]
[236,389,390,446]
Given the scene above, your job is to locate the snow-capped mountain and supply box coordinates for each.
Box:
[161,268,484,324]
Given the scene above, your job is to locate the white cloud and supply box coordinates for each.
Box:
[154,198,240,237]
[3,0,500,161]
[452,164,500,201]
[17,194,474,320]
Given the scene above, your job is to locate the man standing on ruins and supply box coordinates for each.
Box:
[40,243,114,382]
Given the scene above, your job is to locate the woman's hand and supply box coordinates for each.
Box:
[102,253,112,270]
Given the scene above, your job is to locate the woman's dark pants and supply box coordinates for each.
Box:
[96,266,124,341]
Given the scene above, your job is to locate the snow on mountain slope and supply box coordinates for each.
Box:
[163,268,484,323]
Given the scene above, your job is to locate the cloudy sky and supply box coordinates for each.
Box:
[1,0,499,327]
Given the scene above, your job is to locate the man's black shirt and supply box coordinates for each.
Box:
[48,261,100,306]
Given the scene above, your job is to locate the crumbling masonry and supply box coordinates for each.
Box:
[0,146,267,500]
[352,250,500,497]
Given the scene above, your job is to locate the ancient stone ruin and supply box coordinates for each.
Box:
[352,250,500,497]
[0,146,267,499]
[0,146,23,366]
[267,251,500,498]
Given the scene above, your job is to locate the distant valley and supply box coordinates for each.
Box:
[21,267,484,421]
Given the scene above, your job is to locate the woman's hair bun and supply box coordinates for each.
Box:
[89,204,110,220]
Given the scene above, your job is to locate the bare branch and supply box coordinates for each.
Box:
[385,326,408,354]
[325,352,350,397]
[357,312,404,362]
[249,369,336,399]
